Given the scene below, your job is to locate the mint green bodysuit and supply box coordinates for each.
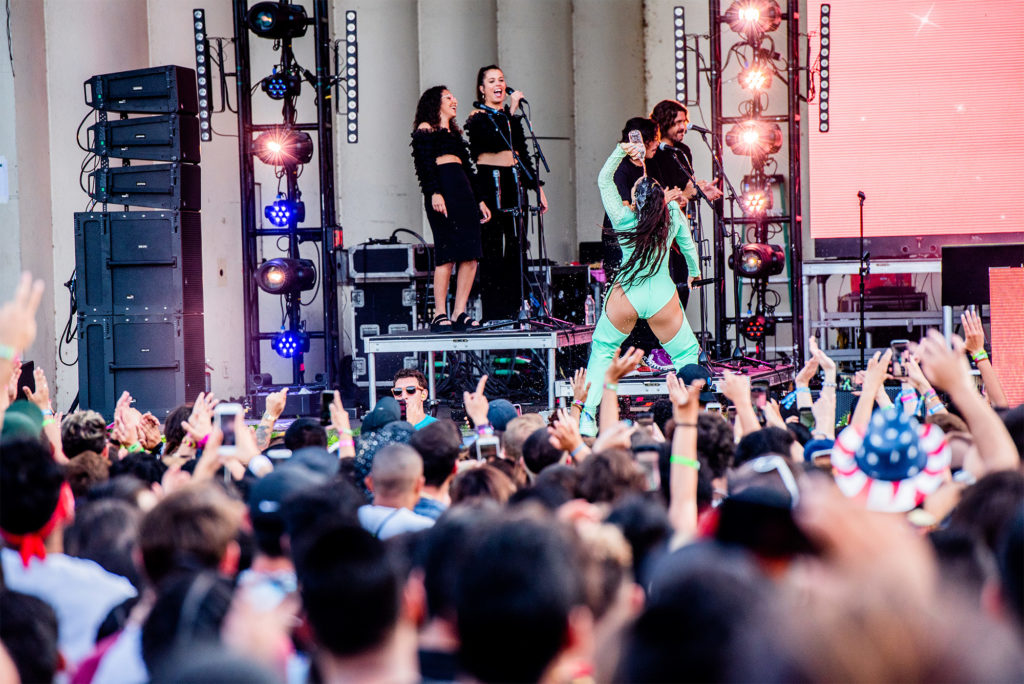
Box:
[599,146,700,317]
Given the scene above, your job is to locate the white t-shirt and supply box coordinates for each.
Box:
[1,548,137,665]
[91,622,147,684]
[358,505,435,540]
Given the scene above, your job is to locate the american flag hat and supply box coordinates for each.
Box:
[831,410,951,513]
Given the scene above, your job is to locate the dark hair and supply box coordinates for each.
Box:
[108,452,167,485]
[63,450,110,499]
[141,571,233,676]
[928,528,997,600]
[87,474,151,507]
[619,541,766,683]
[733,427,795,467]
[949,470,1024,552]
[409,419,461,487]
[0,438,65,535]
[393,368,428,390]
[0,590,60,684]
[162,403,193,456]
[456,518,582,683]
[697,412,735,478]
[283,418,328,451]
[282,478,364,563]
[413,507,496,622]
[60,410,108,458]
[295,524,400,657]
[577,448,647,504]
[649,99,687,140]
[522,427,564,475]
[449,465,516,505]
[619,116,659,145]
[997,505,1024,627]
[64,498,144,589]
[999,403,1023,460]
[474,64,501,105]
[413,85,461,135]
[617,176,669,287]
[605,495,673,585]
[786,421,812,446]
[532,464,580,500]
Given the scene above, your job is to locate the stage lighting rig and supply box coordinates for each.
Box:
[724,0,782,40]
[253,129,314,168]
[729,243,785,279]
[272,328,310,359]
[738,61,773,92]
[261,70,302,100]
[247,2,308,40]
[725,120,783,158]
[255,258,316,295]
[740,312,776,341]
[264,196,305,227]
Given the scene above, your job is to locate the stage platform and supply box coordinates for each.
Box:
[554,362,795,403]
[364,325,594,410]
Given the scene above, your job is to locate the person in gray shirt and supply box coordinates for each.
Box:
[359,444,435,540]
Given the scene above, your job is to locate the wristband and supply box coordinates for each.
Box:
[0,344,15,361]
[569,444,586,460]
[196,434,210,449]
[675,422,698,428]
[923,389,938,401]
[927,403,944,416]
[822,381,837,388]
[336,438,355,449]
[127,442,145,454]
[572,399,585,410]
[338,427,354,437]
[42,418,55,427]
[795,386,811,394]
[970,349,989,363]
[476,424,494,436]
[41,408,54,416]
[261,411,276,423]
[669,455,700,470]
[603,382,619,392]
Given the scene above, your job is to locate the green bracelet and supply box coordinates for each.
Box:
[0,344,15,361]
[603,382,619,392]
[669,455,700,470]
[970,349,989,363]
[126,442,145,453]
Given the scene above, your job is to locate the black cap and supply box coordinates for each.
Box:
[677,363,716,404]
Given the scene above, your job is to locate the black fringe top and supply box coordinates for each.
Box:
[409,127,479,198]
[464,110,542,189]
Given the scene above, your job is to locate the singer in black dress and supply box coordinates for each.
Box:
[411,86,492,332]
[465,65,548,322]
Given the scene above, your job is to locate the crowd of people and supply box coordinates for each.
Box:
[1,269,1022,683]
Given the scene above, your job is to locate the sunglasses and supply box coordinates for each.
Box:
[391,386,421,397]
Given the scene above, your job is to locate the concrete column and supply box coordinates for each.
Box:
[495,0,575,262]
[572,0,646,246]
[333,0,421,249]
[44,0,151,407]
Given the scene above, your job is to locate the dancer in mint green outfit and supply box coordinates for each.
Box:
[581,142,701,432]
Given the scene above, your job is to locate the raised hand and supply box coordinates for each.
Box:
[960,310,986,355]
[548,407,586,458]
[795,351,820,386]
[606,346,644,383]
[570,368,591,405]
[914,331,972,396]
[592,420,636,454]
[22,367,52,413]
[138,412,163,451]
[463,375,490,427]
[264,387,288,420]
[719,370,751,406]
[666,371,704,421]
[0,272,45,355]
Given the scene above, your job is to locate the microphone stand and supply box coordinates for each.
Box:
[515,100,555,321]
[857,191,868,367]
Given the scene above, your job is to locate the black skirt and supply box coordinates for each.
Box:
[424,163,483,265]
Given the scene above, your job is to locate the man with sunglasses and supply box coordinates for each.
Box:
[392,369,438,430]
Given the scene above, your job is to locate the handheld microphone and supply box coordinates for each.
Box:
[493,169,502,210]
[686,123,711,134]
[474,101,503,115]
[504,86,528,104]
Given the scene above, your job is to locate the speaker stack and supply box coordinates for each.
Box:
[75,66,205,419]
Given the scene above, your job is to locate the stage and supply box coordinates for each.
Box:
[363,325,594,410]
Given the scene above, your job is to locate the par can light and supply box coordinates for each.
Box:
[261,72,302,100]
[255,258,316,295]
[253,129,314,168]
[272,329,310,358]
[265,197,305,227]
[247,2,308,40]
[728,243,785,279]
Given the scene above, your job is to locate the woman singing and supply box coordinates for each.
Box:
[581,141,701,431]
[411,86,491,332]
[465,65,548,322]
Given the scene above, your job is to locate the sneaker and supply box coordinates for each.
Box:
[645,348,674,372]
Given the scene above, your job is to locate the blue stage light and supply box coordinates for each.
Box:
[261,71,302,100]
[272,328,310,358]
[264,196,305,227]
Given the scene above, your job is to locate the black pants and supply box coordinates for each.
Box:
[477,164,526,321]
[602,230,690,354]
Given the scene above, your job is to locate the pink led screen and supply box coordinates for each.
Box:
[807,1,1024,239]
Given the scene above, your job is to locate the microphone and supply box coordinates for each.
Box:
[857,191,866,200]
[473,101,503,115]
[504,86,528,104]
[658,142,685,153]
[684,277,719,289]
[493,170,502,211]
[686,123,711,134]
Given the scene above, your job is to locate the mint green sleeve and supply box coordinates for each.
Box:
[598,146,632,229]
[669,201,700,275]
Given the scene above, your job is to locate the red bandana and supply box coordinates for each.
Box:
[1,482,74,567]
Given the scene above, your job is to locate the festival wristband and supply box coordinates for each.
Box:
[336,438,355,449]
[476,424,494,436]
[127,442,145,454]
[970,350,989,363]
[795,386,811,394]
[338,427,354,437]
[603,382,619,392]
[822,381,837,388]
[669,455,700,469]
[42,418,55,427]
[570,444,586,460]
[572,399,585,410]
[0,344,15,361]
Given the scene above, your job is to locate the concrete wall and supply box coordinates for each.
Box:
[4,0,814,408]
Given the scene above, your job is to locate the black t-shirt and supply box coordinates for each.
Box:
[601,147,694,232]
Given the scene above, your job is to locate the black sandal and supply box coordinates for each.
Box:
[430,313,453,333]
[452,312,481,332]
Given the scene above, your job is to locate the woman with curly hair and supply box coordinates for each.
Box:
[411,86,491,332]
[581,140,701,432]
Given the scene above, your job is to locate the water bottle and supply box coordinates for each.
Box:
[584,294,597,326]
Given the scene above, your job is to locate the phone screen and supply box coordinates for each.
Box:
[799,408,815,429]
[320,390,333,426]
[635,448,661,492]
[476,437,499,461]
[751,384,768,409]
[218,412,237,447]
[890,339,910,377]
